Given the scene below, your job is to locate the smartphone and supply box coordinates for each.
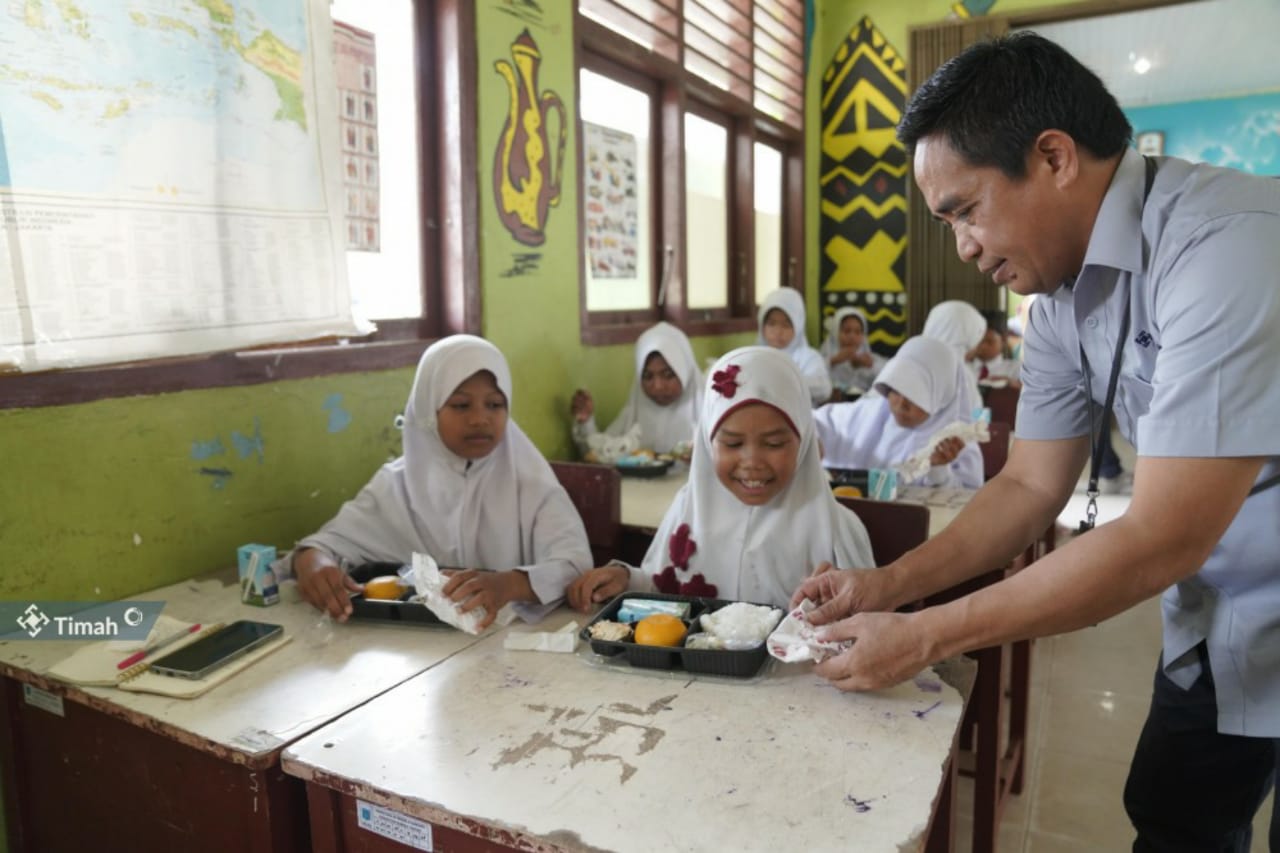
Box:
[149,620,284,680]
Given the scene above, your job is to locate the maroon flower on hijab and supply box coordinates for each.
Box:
[711,364,742,398]
[653,523,702,595]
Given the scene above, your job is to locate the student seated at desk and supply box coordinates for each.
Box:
[922,299,985,416]
[757,288,832,406]
[814,336,984,489]
[283,335,592,628]
[966,309,1022,390]
[567,346,874,611]
[820,306,885,396]
[569,321,702,457]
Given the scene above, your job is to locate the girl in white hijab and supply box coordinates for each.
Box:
[921,300,986,417]
[814,336,983,489]
[819,306,886,395]
[570,322,702,455]
[567,346,875,611]
[757,288,832,406]
[285,335,592,627]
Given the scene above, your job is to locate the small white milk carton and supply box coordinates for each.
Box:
[237,544,280,606]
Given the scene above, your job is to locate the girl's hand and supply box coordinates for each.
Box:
[930,436,965,466]
[567,566,629,612]
[571,389,594,423]
[294,548,362,622]
[443,569,518,630]
[851,351,873,368]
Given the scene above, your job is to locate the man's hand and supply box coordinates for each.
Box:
[789,566,897,626]
[813,611,931,691]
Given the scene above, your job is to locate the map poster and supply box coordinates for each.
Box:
[583,122,638,279]
[334,20,379,252]
[0,0,359,371]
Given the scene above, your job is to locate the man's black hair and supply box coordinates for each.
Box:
[897,32,1132,178]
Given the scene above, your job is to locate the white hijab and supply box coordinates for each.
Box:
[605,322,702,452]
[819,306,873,360]
[921,300,985,416]
[757,288,832,404]
[299,335,590,573]
[817,336,974,468]
[641,346,875,607]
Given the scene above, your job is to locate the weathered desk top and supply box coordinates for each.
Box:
[0,574,486,766]
[282,614,968,853]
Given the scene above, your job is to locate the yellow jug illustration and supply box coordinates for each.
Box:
[493,29,566,247]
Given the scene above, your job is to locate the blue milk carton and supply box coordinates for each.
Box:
[237,544,279,606]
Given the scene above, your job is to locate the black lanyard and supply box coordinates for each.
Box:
[1077,155,1156,532]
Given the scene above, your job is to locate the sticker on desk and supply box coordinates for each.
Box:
[228,727,284,752]
[357,800,433,851]
[23,684,65,717]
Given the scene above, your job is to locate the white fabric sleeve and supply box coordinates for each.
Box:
[571,416,600,456]
[516,487,593,609]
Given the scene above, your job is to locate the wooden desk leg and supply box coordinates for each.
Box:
[1008,638,1032,795]
[970,644,1006,853]
[924,756,957,853]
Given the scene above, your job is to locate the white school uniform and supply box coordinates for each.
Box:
[286,335,592,620]
[819,306,886,393]
[572,321,702,454]
[814,336,984,489]
[625,346,875,607]
[757,288,833,406]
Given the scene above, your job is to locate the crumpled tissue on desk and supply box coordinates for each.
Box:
[410,552,515,635]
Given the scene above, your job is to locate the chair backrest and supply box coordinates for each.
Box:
[984,385,1019,430]
[836,497,930,566]
[550,461,621,565]
[981,421,1012,481]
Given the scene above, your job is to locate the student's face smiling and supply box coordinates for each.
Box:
[436,370,508,459]
[640,352,683,406]
[711,402,800,506]
[886,389,930,429]
[761,309,795,349]
[913,134,1082,297]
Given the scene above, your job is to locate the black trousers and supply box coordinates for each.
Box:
[1124,644,1277,852]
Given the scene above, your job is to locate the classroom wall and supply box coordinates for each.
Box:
[1126,90,1280,175]
[0,0,749,610]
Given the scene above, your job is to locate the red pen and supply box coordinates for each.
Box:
[117,623,202,670]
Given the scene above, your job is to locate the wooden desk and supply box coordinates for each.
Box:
[284,618,974,853]
[0,573,487,853]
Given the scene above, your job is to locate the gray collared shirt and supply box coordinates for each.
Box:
[1017,147,1280,736]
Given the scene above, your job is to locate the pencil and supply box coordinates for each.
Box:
[117,622,202,670]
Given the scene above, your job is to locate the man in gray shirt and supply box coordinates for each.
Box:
[793,32,1280,850]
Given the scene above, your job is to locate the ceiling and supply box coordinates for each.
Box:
[1022,0,1280,107]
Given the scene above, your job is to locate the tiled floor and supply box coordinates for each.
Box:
[950,431,1275,851]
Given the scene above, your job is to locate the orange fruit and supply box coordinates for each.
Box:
[363,575,406,600]
[832,485,863,498]
[633,613,687,647]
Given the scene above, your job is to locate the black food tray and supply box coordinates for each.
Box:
[579,592,771,678]
[346,562,443,626]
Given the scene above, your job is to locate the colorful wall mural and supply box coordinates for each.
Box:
[817,16,908,355]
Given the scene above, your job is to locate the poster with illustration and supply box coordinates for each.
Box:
[334,20,380,251]
[583,122,638,279]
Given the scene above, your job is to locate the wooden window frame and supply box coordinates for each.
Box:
[575,10,803,347]
[1,0,480,410]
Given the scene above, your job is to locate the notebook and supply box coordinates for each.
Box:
[45,615,290,699]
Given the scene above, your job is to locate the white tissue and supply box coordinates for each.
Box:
[503,621,579,653]
[896,419,991,482]
[766,599,852,664]
[410,552,515,635]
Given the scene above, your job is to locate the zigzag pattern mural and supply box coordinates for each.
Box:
[819,16,908,353]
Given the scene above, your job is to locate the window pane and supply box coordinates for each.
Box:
[684,112,728,310]
[331,0,423,321]
[581,69,653,312]
[753,141,783,305]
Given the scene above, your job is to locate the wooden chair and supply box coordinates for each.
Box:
[835,496,930,565]
[983,384,1019,430]
[550,461,621,566]
[980,421,1012,481]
